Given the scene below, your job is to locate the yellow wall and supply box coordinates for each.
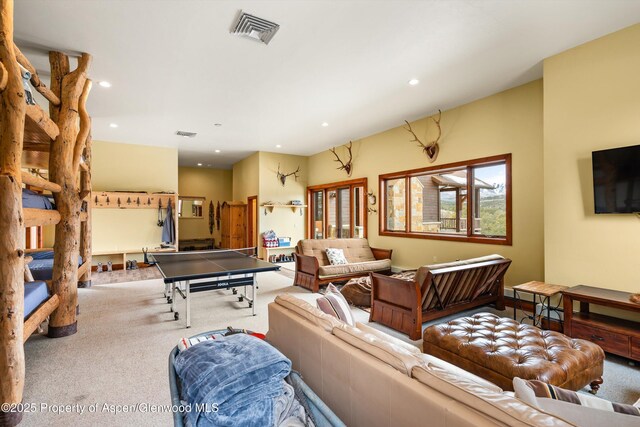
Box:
[308,80,544,286]
[232,152,259,202]
[258,152,308,256]
[91,141,178,257]
[543,24,640,294]
[178,167,232,244]
[232,152,308,256]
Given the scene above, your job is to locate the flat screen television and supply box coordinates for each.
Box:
[592,144,640,214]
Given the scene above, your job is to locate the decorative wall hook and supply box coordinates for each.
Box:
[367,191,377,206]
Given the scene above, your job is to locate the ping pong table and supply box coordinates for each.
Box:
[148,248,280,328]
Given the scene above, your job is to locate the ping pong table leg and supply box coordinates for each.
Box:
[186,280,191,328]
[252,273,256,316]
[171,283,176,313]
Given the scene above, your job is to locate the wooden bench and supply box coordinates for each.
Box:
[92,247,176,270]
[370,255,511,340]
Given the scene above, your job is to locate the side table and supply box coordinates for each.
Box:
[513,281,568,329]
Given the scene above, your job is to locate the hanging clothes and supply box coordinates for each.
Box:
[162,198,175,244]
[208,200,214,235]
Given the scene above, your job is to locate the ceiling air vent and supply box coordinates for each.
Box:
[231,11,280,45]
[176,131,197,138]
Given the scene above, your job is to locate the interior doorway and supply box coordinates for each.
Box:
[247,195,258,249]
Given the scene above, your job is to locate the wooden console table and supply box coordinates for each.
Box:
[562,285,640,362]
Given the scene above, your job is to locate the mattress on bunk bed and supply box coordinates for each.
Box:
[22,188,55,209]
[28,251,83,281]
[24,281,50,318]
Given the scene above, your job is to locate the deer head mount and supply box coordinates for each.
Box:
[329,141,353,176]
[277,164,300,186]
[404,109,442,163]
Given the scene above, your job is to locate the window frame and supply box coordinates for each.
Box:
[379,154,512,245]
[306,178,368,239]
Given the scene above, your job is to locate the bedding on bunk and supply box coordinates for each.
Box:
[173,333,293,427]
[24,281,49,318]
[22,188,55,210]
[28,251,83,281]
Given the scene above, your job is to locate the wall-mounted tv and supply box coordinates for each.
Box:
[592,144,640,214]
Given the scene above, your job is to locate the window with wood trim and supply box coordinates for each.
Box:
[307,178,367,239]
[380,154,511,245]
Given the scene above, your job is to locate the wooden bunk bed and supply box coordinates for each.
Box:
[0,1,92,425]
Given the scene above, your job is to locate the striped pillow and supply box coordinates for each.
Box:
[316,283,355,326]
[526,380,640,417]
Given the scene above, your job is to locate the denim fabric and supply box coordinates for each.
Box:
[174,334,292,427]
[22,188,54,209]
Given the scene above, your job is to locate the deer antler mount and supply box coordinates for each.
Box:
[329,141,353,176]
[277,164,301,186]
[404,109,442,163]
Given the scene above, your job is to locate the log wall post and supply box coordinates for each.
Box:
[47,53,91,338]
[0,0,26,424]
[79,131,92,287]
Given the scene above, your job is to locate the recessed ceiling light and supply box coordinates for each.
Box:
[214,149,221,153]
[197,163,203,166]
[99,81,112,88]
[214,123,222,127]
[321,122,329,127]
[408,79,420,86]
[109,123,118,128]
[276,144,282,148]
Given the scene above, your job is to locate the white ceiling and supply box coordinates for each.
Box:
[14,1,640,169]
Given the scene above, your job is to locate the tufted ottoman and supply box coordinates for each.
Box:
[423,313,605,392]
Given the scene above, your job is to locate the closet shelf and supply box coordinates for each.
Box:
[262,204,307,214]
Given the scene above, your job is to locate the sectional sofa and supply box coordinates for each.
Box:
[267,293,576,427]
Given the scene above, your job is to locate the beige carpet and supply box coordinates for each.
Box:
[20,271,640,426]
[22,271,320,426]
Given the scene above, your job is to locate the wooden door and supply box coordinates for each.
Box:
[230,205,247,248]
[221,202,247,249]
[247,196,257,248]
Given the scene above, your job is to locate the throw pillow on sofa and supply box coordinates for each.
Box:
[316,283,355,326]
[325,248,348,265]
[513,377,640,427]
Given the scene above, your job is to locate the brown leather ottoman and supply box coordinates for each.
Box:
[423,312,605,392]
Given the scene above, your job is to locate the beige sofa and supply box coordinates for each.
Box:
[267,294,576,427]
[293,238,392,293]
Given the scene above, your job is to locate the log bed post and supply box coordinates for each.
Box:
[79,131,92,287]
[0,0,27,424]
[47,52,91,338]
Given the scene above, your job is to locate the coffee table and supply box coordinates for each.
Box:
[423,312,605,392]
